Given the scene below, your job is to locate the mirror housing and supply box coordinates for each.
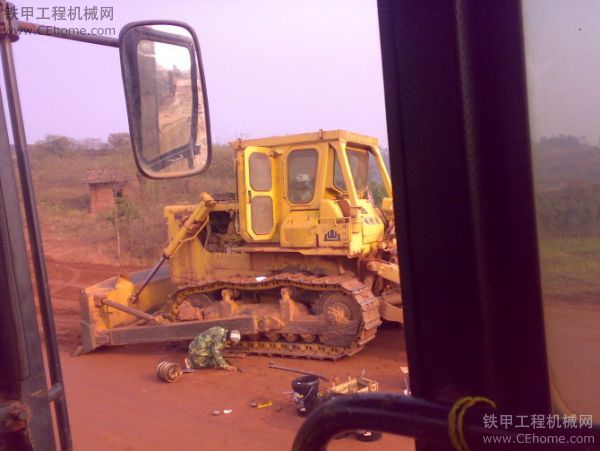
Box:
[119,21,211,179]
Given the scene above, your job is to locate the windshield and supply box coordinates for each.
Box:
[333,148,370,193]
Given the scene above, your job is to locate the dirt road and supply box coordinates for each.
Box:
[46,258,415,451]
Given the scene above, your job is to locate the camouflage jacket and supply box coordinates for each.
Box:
[187,326,231,369]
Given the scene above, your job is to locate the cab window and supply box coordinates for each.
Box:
[249,152,271,191]
[333,154,346,190]
[333,148,370,193]
[287,149,318,204]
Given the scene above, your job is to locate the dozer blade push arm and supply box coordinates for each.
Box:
[131,193,215,302]
[366,260,400,284]
[366,260,404,323]
[162,192,216,258]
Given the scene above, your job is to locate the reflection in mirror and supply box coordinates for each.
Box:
[120,24,210,178]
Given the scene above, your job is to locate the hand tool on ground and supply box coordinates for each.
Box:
[257,400,272,409]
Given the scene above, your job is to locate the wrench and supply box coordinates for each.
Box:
[268,361,330,382]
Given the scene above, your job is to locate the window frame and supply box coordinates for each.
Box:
[378,0,551,435]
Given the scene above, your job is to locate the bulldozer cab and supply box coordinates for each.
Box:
[233,130,393,256]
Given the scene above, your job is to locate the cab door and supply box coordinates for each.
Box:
[242,146,278,241]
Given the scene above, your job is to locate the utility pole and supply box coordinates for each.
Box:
[114,190,121,261]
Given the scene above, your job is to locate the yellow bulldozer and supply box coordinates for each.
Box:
[80,129,402,359]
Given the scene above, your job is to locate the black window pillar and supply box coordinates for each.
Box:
[378,2,551,448]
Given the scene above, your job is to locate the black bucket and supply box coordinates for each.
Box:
[292,375,320,417]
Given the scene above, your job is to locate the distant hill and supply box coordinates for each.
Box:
[532,135,600,191]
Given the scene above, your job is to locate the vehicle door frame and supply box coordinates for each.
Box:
[241,146,278,241]
[378,0,552,440]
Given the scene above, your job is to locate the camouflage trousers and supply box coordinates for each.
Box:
[188,355,217,369]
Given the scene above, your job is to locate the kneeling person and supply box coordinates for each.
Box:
[187,326,241,371]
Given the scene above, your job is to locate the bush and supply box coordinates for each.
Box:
[536,183,600,237]
[28,134,235,263]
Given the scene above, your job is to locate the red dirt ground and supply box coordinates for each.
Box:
[45,257,415,451]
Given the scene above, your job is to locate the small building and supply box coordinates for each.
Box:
[84,169,129,214]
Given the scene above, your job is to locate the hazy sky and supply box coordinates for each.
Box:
[7,0,387,146]
[4,1,599,148]
[523,0,600,144]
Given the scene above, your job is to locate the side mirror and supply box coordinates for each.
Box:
[119,22,211,178]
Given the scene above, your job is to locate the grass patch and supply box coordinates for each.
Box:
[538,236,600,303]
